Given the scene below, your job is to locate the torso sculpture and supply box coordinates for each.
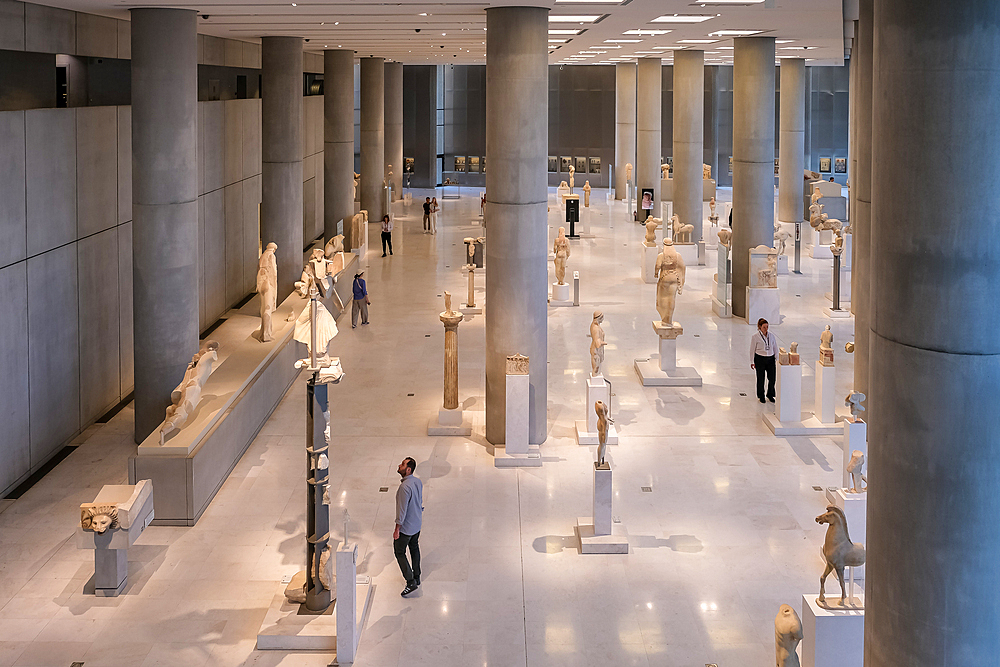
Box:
[159,341,220,444]
[718,228,732,249]
[256,243,278,342]
[661,163,669,179]
[595,400,610,466]
[625,163,632,182]
[774,223,791,256]
[709,196,717,218]
[845,390,866,422]
[590,311,606,377]
[671,214,694,243]
[703,164,712,180]
[654,240,686,325]
[553,227,571,285]
[583,181,591,207]
[774,604,803,667]
[644,218,660,245]
[325,235,344,257]
[846,451,867,493]
[815,505,866,606]
[568,165,575,191]
[820,325,834,364]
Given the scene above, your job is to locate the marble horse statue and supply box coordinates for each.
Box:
[815,505,866,606]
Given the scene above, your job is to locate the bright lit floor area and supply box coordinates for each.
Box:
[0,188,859,667]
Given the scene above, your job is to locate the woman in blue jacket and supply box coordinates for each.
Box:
[351,271,370,328]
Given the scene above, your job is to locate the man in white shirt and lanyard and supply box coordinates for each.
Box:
[749,317,778,404]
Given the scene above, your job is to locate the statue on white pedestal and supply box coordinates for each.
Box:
[654,239,686,325]
[293,297,339,367]
[661,163,669,179]
[568,164,575,192]
[256,243,278,343]
[595,400,611,466]
[553,227,571,285]
[625,163,632,182]
[159,341,220,444]
[644,217,660,245]
[583,180,591,207]
[816,505,866,606]
[671,214,694,243]
[774,604,803,667]
[846,451,867,493]
[789,342,800,365]
[703,164,712,180]
[845,391,866,422]
[717,228,732,249]
[774,222,791,256]
[709,196,717,219]
[820,325,834,366]
[590,311,606,377]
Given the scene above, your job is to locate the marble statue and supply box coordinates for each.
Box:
[775,604,803,667]
[779,347,789,365]
[81,505,119,534]
[709,196,717,218]
[644,217,661,245]
[583,180,591,207]
[590,311,606,377]
[845,391,866,422]
[466,264,476,309]
[810,203,843,234]
[256,243,278,343]
[718,228,732,249]
[703,163,712,180]
[756,254,778,288]
[820,325,834,366]
[816,505,866,606]
[671,214,694,244]
[789,342,800,365]
[661,163,669,179]
[845,341,855,354]
[159,341,220,444]
[805,169,821,181]
[811,188,823,206]
[774,222,791,256]
[293,297,339,367]
[595,400,611,466]
[506,354,529,375]
[325,235,344,257]
[351,211,367,247]
[568,165,575,194]
[80,481,153,537]
[625,163,632,182]
[847,450,867,494]
[654,239,686,326]
[553,227,571,285]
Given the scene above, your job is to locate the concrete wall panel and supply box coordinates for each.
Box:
[202,188,226,323]
[0,110,26,268]
[201,101,225,194]
[27,243,80,464]
[224,38,242,68]
[243,42,261,69]
[224,99,242,186]
[303,176,317,244]
[0,0,25,51]
[78,228,121,419]
[118,221,133,394]
[117,106,131,223]
[203,35,225,66]
[26,108,76,256]
[0,262,29,496]
[25,3,75,54]
[76,12,117,58]
[224,181,244,308]
[242,99,261,180]
[117,19,130,60]
[198,195,207,330]
[77,106,118,237]
[242,174,261,295]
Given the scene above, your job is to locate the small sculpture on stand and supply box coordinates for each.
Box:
[583,181,591,207]
[717,228,732,250]
[644,217,661,245]
[846,451,867,493]
[590,311,606,377]
[774,222,791,256]
[661,163,669,179]
[845,391,866,422]
[671,214,694,243]
[655,239,686,326]
[568,164,575,192]
[774,604,803,667]
[816,505,866,607]
[811,188,823,206]
[703,163,712,180]
[256,243,278,343]
[819,325,835,366]
[159,341,220,444]
[625,163,632,182]
[553,227,571,286]
[788,342,800,365]
[595,400,612,467]
[709,196,718,225]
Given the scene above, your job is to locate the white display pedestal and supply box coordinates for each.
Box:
[427,407,472,436]
[809,229,834,259]
[495,373,541,467]
[712,244,731,318]
[841,419,868,487]
[746,287,780,326]
[577,463,629,554]
[841,232,852,270]
[575,376,619,445]
[801,593,864,667]
[775,363,802,423]
[830,488,866,579]
[550,281,572,307]
[578,206,596,239]
[674,242,698,266]
[815,362,837,424]
[641,243,659,284]
[336,543,359,662]
[634,321,702,387]
[76,481,154,597]
[825,268,852,305]
[777,254,789,275]
[704,223,720,250]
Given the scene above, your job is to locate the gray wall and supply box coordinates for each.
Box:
[809,63,850,184]
[402,64,437,189]
[302,95,325,245]
[547,65,615,188]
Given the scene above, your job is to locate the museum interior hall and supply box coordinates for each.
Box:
[0,0,995,665]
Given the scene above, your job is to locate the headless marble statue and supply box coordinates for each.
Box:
[159,341,220,444]
[256,243,278,343]
[595,400,610,466]
[553,227,571,285]
[590,311,606,377]
[774,604,803,667]
[655,239,686,325]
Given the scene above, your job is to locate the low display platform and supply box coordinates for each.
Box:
[576,517,629,554]
[763,412,842,436]
[256,577,374,651]
[634,358,703,387]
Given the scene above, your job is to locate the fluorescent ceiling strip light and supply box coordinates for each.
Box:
[775,39,795,44]
[651,14,715,23]
[779,46,814,50]
[549,15,601,22]
[549,29,583,34]
[634,51,662,54]
[710,29,762,36]
[717,46,734,49]
[623,29,672,35]
[548,38,570,42]
[678,39,718,43]
[696,0,763,4]
[555,0,624,3]
[604,38,642,43]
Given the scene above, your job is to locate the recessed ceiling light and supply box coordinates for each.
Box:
[555,0,623,2]
[604,39,642,43]
[678,39,719,43]
[775,39,795,44]
[780,46,815,50]
[650,46,672,50]
[419,12,427,16]
[697,0,763,4]
[334,21,338,25]
[651,14,715,23]
[718,46,734,49]
[623,29,672,36]
[548,38,570,42]
[549,29,584,35]
[549,15,601,22]
[710,29,762,36]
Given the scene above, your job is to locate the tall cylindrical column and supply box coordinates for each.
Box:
[360,57,385,222]
[804,65,813,175]
[130,8,199,443]
[778,59,806,224]
[485,6,548,445]
[866,0,1000,664]
[324,50,355,248]
[704,65,719,185]
[852,0,873,399]
[731,37,776,319]
[384,61,403,201]
[441,315,461,410]
[673,50,704,254]
[614,62,636,199]
[636,58,661,218]
[261,36,303,301]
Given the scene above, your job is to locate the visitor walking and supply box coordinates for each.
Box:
[351,271,369,328]
[749,318,778,403]
[429,197,439,234]
[393,456,423,597]
[381,214,393,257]
[422,197,431,233]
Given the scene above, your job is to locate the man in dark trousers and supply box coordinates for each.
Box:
[422,197,432,233]
[394,456,423,597]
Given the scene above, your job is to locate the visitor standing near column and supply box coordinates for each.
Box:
[422,197,431,233]
[393,456,423,597]
[430,197,439,234]
[381,214,393,256]
[351,271,369,328]
[750,318,778,403]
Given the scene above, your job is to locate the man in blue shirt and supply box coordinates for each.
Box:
[351,272,369,328]
[394,456,423,597]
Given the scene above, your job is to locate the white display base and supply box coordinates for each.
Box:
[427,407,472,436]
[711,295,732,318]
[801,593,864,667]
[775,363,803,423]
[777,254,789,275]
[674,242,698,266]
[641,243,659,284]
[763,412,842,436]
[461,304,483,315]
[841,232,852,270]
[815,362,836,424]
[842,419,868,487]
[746,287,780,326]
[634,359,703,387]
[504,373,530,456]
[577,463,628,554]
[809,243,833,259]
[697,240,706,265]
[577,207,596,238]
[336,543,359,662]
[256,578,374,651]
[493,444,542,468]
[575,376,618,445]
[550,282,573,307]
[577,518,629,554]
[824,307,852,319]
[704,223,720,250]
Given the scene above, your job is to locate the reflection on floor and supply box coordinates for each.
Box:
[0,187,860,667]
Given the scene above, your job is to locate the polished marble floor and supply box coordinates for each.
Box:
[0,186,860,666]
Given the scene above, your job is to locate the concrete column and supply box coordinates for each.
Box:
[804,66,813,174]
[130,8,199,443]
[261,36,303,300]
[673,50,704,253]
[614,62,636,199]
[778,59,806,224]
[485,6,548,445]
[866,0,1000,664]
[360,57,385,222]
[636,58,661,218]
[324,50,355,248]
[384,61,403,201]
[853,0,872,398]
[731,37,776,319]
[704,65,720,184]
